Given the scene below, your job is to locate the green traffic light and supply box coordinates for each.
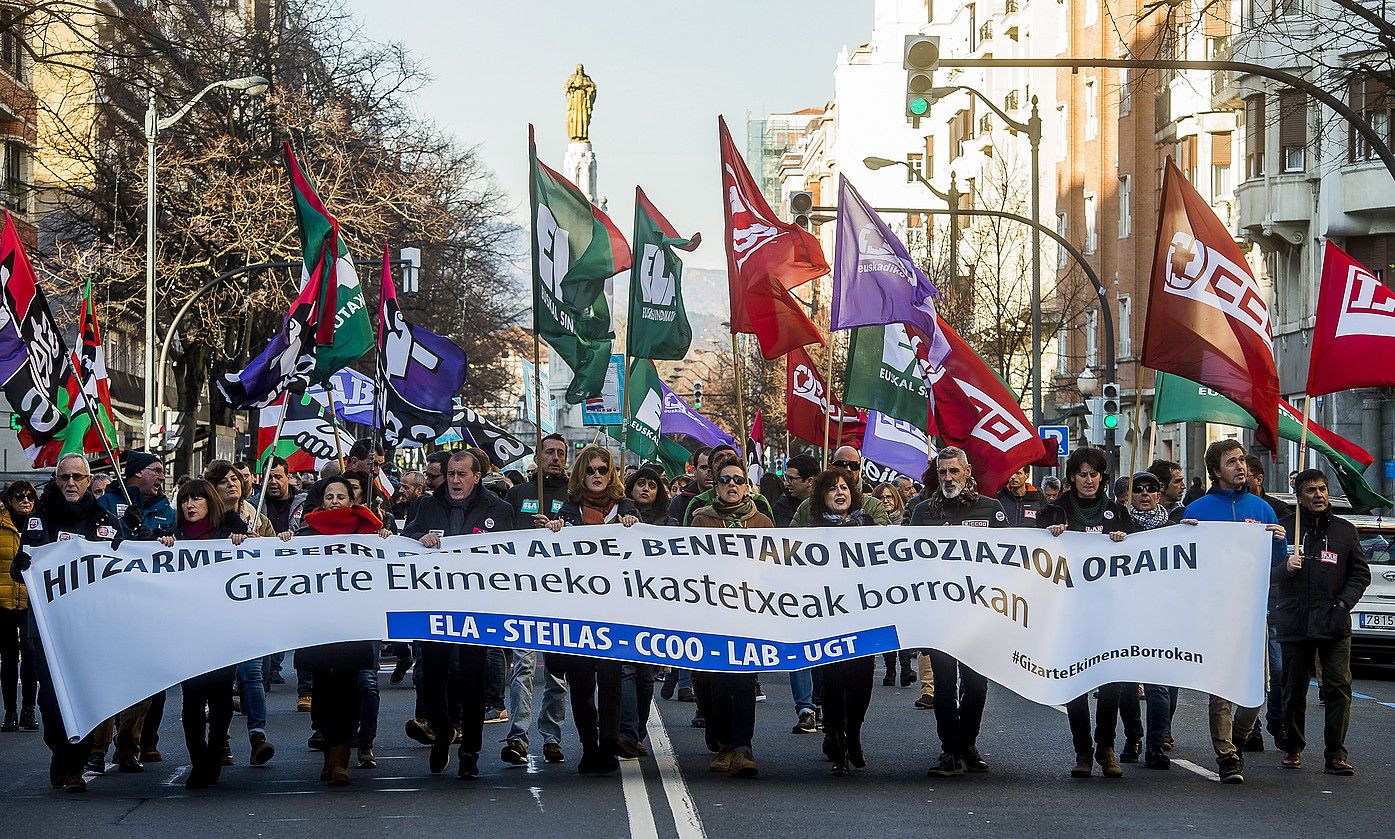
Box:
[1103,415,1119,429]
[909,97,930,116]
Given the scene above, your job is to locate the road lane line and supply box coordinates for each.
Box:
[620,758,659,839]
[648,709,706,839]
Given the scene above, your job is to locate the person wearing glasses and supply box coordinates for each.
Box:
[680,444,776,526]
[0,481,39,734]
[402,450,515,781]
[789,447,890,527]
[543,446,637,773]
[772,454,819,528]
[689,454,772,777]
[9,453,120,792]
[97,451,174,539]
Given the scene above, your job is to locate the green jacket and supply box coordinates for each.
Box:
[790,495,890,527]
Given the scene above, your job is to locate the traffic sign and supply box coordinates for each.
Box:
[1039,425,1069,458]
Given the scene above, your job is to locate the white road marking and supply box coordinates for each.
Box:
[620,758,659,839]
[163,765,190,786]
[648,710,706,839]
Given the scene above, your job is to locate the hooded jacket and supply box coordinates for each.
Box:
[1273,508,1371,642]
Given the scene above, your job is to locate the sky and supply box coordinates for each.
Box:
[343,0,872,272]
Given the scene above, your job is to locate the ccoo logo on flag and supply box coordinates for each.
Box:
[1162,232,1272,347]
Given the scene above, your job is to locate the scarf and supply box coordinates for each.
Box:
[1127,505,1170,530]
[304,505,383,535]
[1064,492,1108,528]
[180,516,216,540]
[581,491,614,526]
[709,494,756,525]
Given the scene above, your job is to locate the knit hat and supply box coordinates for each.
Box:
[123,451,160,480]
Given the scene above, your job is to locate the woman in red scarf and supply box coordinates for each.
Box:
[543,446,637,774]
[157,480,249,789]
[287,477,389,785]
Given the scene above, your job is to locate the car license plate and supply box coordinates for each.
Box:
[1358,613,1395,630]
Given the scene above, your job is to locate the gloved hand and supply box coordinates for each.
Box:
[10,550,30,583]
[122,505,145,534]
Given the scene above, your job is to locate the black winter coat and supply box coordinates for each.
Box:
[995,488,1045,527]
[908,492,1007,528]
[1037,491,1137,535]
[505,474,570,529]
[1273,510,1371,642]
[403,484,516,539]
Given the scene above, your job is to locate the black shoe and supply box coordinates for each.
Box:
[578,748,619,776]
[1144,749,1171,770]
[0,711,15,732]
[1243,730,1264,752]
[847,739,867,769]
[927,751,965,777]
[753,679,766,702]
[914,692,935,710]
[1218,755,1245,784]
[18,708,37,731]
[307,730,324,751]
[690,711,705,728]
[389,657,411,685]
[676,687,696,703]
[1162,733,1175,752]
[404,718,435,745]
[900,669,916,687]
[429,739,452,774]
[84,753,106,774]
[963,746,989,773]
[184,760,217,790]
[457,750,480,779]
[117,755,144,773]
[660,678,676,700]
[1120,738,1142,763]
[882,672,895,686]
[501,738,528,766]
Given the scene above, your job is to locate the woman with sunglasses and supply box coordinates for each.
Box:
[156,480,250,789]
[0,482,39,732]
[1037,446,1137,779]
[803,467,877,776]
[689,455,773,778]
[544,446,636,774]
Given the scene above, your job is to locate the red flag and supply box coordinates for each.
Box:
[929,319,1046,495]
[1307,241,1395,397]
[785,347,865,449]
[1143,158,1278,451]
[719,116,826,359]
[1277,400,1374,468]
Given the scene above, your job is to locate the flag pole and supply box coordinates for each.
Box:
[532,334,545,521]
[254,397,291,523]
[1294,393,1313,559]
[1126,361,1143,501]
[821,336,834,469]
[621,354,631,465]
[65,350,132,507]
[325,378,346,470]
[732,333,748,461]
[834,331,847,448]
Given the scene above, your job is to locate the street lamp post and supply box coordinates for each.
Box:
[144,74,270,449]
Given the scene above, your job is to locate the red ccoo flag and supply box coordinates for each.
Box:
[785,347,865,449]
[1142,158,1278,451]
[719,116,826,359]
[1307,241,1395,397]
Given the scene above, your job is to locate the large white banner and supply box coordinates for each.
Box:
[26,523,1270,740]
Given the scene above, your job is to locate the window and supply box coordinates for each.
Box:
[924,139,935,178]
[1277,0,1303,17]
[968,4,978,51]
[1279,90,1307,172]
[1118,294,1132,357]
[1056,0,1068,52]
[1085,0,1099,26]
[2,142,21,212]
[1349,77,1394,163]
[1084,79,1098,139]
[1056,329,1068,375]
[0,7,22,80]
[1084,194,1098,254]
[1244,94,1266,179]
[1118,174,1132,238]
[907,152,924,183]
[1056,212,1069,269]
[1212,132,1234,196]
[1119,68,1131,116]
[1056,103,1068,161]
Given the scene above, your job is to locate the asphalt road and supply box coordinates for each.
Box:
[1,658,1391,838]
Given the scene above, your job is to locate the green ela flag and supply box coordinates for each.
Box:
[623,358,663,460]
[843,324,931,432]
[284,143,372,383]
[529,127,632,402]
[1153,372,1392,512]
[627,187,699,360]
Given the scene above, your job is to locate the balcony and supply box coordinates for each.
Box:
[1235,174,1314,244]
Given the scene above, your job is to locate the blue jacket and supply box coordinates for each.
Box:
[1184,486,1286,567]
[98,485,177,539]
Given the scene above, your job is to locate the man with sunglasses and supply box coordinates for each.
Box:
[790,447,890,527]
[10,453,121,792]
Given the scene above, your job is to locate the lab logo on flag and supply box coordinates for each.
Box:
[1335,261,1395,338]
[1162,232,1271,347]
[791,360,824,406]
[726,168,781,272]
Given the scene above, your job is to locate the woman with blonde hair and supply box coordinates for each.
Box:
[544,445,638,774]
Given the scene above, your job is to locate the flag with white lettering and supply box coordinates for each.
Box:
[452,403,533,469]
[785,346,865,449]
[628,187,698,360]
[860,410,931,480]
[1307,241,1395,397]
[843,324,932,432]
[0,211,72,447]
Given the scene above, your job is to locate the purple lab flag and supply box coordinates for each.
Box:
[659,380,736,447]
[860,410,932,480]
[831,175,949,367]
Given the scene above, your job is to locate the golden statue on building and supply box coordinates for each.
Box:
[565,64,597,142]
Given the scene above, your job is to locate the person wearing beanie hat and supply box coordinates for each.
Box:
[98,452,175,539]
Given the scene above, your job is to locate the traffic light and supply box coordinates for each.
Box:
[693,380,703,410]
[904,34,940,120]
[1101,382,1121,433]
[789,191,813,229]
[7,413,19,432]
[1083,397,1105,446]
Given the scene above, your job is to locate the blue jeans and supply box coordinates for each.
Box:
[672,668,692,693]
[1144,684,1178,753]
[505,650,566,746]
[356,643,380,748]
[620,664,657,742]
[236,658,267,733]
[789,669,815,714]
[1265,622,1284,731]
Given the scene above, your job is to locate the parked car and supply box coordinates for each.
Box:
[1340,513,1395,663]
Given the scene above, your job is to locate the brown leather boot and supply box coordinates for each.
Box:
[320,747,334,782]
[327,745,351,786]
[1071,752,1093,778]
[1096,748,1124,778]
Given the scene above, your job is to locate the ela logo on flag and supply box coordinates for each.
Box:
[638,245,676,307]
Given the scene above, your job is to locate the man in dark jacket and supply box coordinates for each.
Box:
[11,453,121,792]
[995,465,1044,527]
[403,450,515,780]
[505,434,570,529]
[1275,469,1370,776]
[913,447,1005,778]
[773,454,818,528]
[97,450,174,538]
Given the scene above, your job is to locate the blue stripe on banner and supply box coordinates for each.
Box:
[386,610,901,671]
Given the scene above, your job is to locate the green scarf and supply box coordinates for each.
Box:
[1064,491,1108,528]
[709,494,756,526]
